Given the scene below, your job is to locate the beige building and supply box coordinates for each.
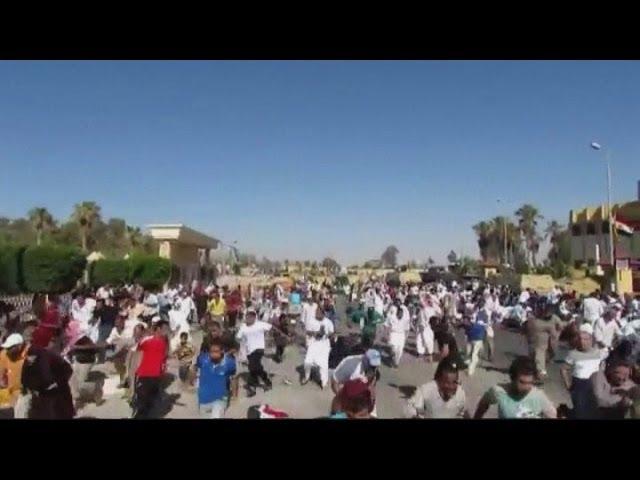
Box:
[147,224,220,286]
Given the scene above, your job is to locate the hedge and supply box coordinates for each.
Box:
[0,245,25,294]
[91,259,130,287]
[129,254,171,290]
[22,245,87,294]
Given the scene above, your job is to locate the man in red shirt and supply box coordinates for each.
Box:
[132,320,168,419]
[225,286,243,331]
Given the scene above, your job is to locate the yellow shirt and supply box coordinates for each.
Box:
[0,347,27,406]
[207,298,226,316]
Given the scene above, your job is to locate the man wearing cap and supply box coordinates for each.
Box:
[331,349,381,417]
[0,333,28,414]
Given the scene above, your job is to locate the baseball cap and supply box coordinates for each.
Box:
[1,333,24,349]
[151,315,162,324]
[246,307,257,315]
[364,349,381,367]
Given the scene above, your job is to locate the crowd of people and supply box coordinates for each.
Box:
[1,274,640,420]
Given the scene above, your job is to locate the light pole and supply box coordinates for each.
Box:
[590,142,616,292]
[496,199,508,267]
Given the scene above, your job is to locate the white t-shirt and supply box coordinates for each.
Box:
[385,311,410,335]
[96,286,111,300]
[236,321,273,355]
[301,303,318,330]
[333,355,367,384]
[406,380,466,419]
[583,297,604,324]
[518,291,530,304]
[305,317,334,346]
[593,318,621,349]
[123,318,146,338]
[564,348,604,379]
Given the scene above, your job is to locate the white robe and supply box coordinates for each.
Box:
[304,317,334,386]
[415,308,435,356]
[385,311,410,365]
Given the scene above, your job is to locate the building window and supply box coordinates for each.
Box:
[586,222,596,235]
[571,224,582,236]
[602,221,610,234]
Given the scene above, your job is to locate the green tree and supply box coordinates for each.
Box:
[322,257,340,274]
[381,245,399,268]
[72,201,101,252]
[472,221,493,261]
[28,207,56,246]
[458,256,479,276]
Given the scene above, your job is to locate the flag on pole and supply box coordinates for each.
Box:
[614,218,634,236]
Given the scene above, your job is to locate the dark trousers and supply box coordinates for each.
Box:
[97,323,113,363]
[227,311,238,329]
[274,345,285,363]
[178,365,190,382]
[133,376,161,419]
[247,349,270,388]
[570,377,596,419]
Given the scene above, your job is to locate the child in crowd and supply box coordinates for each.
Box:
[173,332,195,386]
[195,337,237,419]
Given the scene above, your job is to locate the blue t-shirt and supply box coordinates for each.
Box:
[290,292,301,305]
[466,322,486,342]
[196,353,237,404]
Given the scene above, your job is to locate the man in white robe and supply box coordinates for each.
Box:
[302,309,334,388]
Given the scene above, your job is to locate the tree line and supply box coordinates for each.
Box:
[0,202,157,258]
[472,203,571,277]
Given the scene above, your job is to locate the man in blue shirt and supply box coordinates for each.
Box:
[195,337,237,419]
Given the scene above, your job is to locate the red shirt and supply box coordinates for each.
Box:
[226,290,242,313]
[136,336,167,378]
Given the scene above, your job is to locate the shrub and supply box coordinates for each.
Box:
[0,245,25,294]
[91,259,130,287]
[22,245,86,294]
[129,255,171,290]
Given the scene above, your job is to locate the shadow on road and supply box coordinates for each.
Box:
[387,383,417,399]
[482,365,510,375]
[152,393,184,418]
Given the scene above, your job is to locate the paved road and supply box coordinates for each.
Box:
[80,297,571,419]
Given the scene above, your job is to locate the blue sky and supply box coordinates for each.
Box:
[1,61,639,264]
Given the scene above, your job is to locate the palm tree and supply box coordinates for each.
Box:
[28,207,55,246]
[472,221,494,261]
[545,220,564,262]
[126,225,143,249]
[515,204,543,267]
[72,202,101,252]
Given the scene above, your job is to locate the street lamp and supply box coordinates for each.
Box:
[590,142,616,292]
